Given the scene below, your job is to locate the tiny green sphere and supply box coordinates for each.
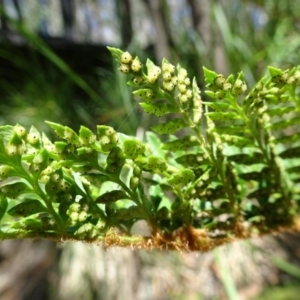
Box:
[39,175,50,183]
[131,57,142,72]
[78,211,88,222]
[69,203,81,212]
[177,74,185,83]
[162,63,175,74]
[162,62,169,72]
[121,51,133,64]
[64,193,73,203]
[69,211,79,221]
[186,89,192,99]
[119,63,130,73]
[100,136,111,151]
[130,176,140,189]
[80,203,90,212]
[50,173,61,182]
[42,166,53,175]
[148,71,158,83]
[179,93,188,103]
[215,90,225,99]
[214,75,226,88]
[222,82,232,92]
[178,68,188,77]
[33,153,44,164]
[163,72,172,81]
[234,79,243,89]
[133,166,141,176]
[0,165,16,179]
[153,66,161,75]
[168,64,175,74]
[132,76,144,85]
[294,70,300,79]
[184,78,191,86]
[148,67,161,83]
[145,90,154,99]
[17,144,26,155]
[287,76,295,84]
[280,72,289,83]
[96,219,106,230]
[105,127,115,136]
[109,133,119,144]
[30,163,41,173]
[14,124,27,139]
[171,76,178,85]
[59,179,70,192]
[163,81,175,91]
[178,83,187,93]
[5,144,18,156]
[27,133,39,145]
[88,228,98,239]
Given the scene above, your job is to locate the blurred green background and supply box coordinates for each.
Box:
[0,1,300,299]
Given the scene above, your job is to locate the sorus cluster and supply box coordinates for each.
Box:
[137,155,167,174]
[96,190,126,204]
[123,138,146,159]
[177,67,193,107]
[147,65,162,84]
[67,201,90,223]
[211,74,247,98]
[75,222,101,239]
[167,168,195,186]
[130,165,141,189]
[119,51,142,75]
[231,79,247,96]
[105,146,125,174]
[162,60,177,92]
[97,125,118,153]
[162,135,198,152]
[212,75,232,99]
[0,165,14,181]
[132,88,155,103]
[272,69,300,86]
[45,170,71,195]
[5,129,27,156]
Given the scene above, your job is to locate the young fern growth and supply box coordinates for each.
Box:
[108,47,300,245]
[0,47,299,251]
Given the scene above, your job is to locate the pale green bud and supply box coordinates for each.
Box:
[121,51,133,64]
[131,57,142,72]
[14,124,27,139]
[163,72,172,81]
[178,83,187,93]
[132,76,144,85]
[184,78,191,86]
[78,211,88,222]
[119,63,130,73]
[178,68,188,77]
[163,81,175,91]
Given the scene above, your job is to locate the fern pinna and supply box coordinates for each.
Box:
[0,47,299,251]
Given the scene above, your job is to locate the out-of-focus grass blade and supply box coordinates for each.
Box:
[271,256,300,280]
[213,248,240,300]
[213,4,233,55]
[0,7,100,104]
